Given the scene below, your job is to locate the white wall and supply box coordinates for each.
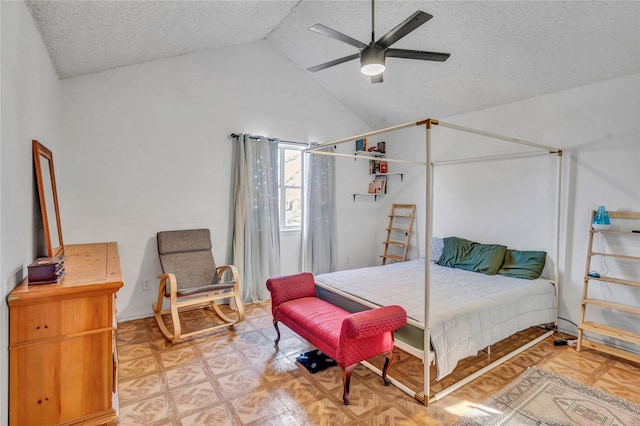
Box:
[60,40,371,321]
[0,2,61,424]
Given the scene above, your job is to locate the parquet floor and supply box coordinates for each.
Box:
[116,302,640,425]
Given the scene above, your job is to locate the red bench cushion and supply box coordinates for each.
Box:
[275,297,349,355]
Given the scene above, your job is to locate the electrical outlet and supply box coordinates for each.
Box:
[142,279,151,291]
[345,256,351,265]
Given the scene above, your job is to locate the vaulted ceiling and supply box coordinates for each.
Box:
[26,0,640,127]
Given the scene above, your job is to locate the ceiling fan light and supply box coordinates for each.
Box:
[360,46,385,76]
[361,62,385,76]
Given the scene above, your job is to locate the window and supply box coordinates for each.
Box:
[278,144,303,230]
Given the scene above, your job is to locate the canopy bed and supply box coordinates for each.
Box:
[303,119,563,405]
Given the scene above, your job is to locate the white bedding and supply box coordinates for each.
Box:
[314,259,556,380]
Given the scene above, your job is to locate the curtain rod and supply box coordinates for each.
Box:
[229,133,310,147]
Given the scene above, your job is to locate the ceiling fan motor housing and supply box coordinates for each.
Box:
[360,45,386,75]
[307,7,449,82]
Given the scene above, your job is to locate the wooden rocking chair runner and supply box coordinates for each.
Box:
[153,229,245,342]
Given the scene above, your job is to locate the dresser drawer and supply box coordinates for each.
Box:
[10,331,114,425]
[10,293,113,345]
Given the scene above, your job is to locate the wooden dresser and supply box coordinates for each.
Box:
[8,242,124,426]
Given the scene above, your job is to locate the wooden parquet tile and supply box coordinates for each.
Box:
[177,403,235,425]
[119,373,164,404]
[205,348,251,375]
[215,369,264,400]
[118,393,172,425]
[118,341,155,361]
[172,380,221,416]
[290,396,358,425]
[160,346,200,369]
[117,302,640,425]
[119,354,160,381]
[165,362,209,389]
[230,389,289,423]
[252,357,299,383]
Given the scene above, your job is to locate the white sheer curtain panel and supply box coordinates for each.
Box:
[302,145,337,274]
[232,135,281,303]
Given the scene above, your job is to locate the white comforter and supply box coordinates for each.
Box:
[314,259,556,379]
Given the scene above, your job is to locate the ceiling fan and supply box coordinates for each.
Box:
[307,0,450,83]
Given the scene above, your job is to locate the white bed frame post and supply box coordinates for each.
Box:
[554,150,563,328]
[418,119,434,406]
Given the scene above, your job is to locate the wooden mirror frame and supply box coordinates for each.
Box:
[33,140,64,257]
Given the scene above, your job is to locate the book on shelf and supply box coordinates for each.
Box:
[368,180,377,194]
[369,160,388,174]
[375,175,387,194]
[355,137,368,152]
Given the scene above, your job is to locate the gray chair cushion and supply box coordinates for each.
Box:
[157,229,222,297]
[177,281,236,297]
[157,229,212,254]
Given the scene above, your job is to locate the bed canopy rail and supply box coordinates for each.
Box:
[304,118,562,153]
[305,117,563,406]
[305,120,424,152]
[306,149,425,166]
[432,150,554,166]
[434,120,562,153]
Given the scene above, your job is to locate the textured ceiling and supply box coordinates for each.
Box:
[26,0,640,127]
[26,0,300,78]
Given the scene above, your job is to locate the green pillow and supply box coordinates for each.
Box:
[498,250,547,279]
[437,237,507,275]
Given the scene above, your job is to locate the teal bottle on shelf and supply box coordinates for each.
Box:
[592,206,611,230]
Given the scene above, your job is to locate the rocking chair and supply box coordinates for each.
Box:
[153,228,244,342]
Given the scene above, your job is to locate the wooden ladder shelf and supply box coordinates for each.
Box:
[381,203,416,265]
[576,210,640,364]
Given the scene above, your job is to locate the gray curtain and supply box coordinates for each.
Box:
[302,146,337,274]
[231,135,281,303]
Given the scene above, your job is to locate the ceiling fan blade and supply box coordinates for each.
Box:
[370,74,383,84]
[307,53,360,73]
[386,48,450,62]
[375,11,433,49]
[310,24,368,50]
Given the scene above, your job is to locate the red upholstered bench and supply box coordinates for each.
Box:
[266,272,407,405]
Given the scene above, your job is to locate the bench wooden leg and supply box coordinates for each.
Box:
[273,320,281,346]
[341,364,357,405]
[381,351,393,386]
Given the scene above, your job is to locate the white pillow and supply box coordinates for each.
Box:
[430,237,445,262]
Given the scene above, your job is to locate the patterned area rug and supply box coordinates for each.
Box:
[296,349,337,373]
[455,366,640,425]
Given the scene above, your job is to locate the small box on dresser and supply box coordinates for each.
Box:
[27,256,65,284]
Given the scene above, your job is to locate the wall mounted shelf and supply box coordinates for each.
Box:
[372,172,404,181]
[353,193,385,202]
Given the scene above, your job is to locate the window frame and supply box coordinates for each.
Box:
[278,142,304,232]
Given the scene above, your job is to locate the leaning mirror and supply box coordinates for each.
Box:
[33,140,64,257]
